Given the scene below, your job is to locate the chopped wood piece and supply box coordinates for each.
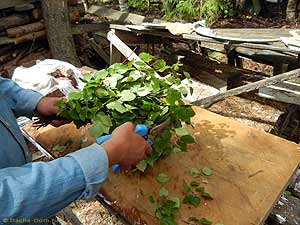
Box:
[14,30,46,44]
[0,13,31,31]
[0,0,39,10]
[32,8,81,23]
[7,21,45,38]
[0,53,13,64]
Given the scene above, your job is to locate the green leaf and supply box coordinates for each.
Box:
[96,88,108,98]
[136,160,147,172]
[174,128,189,136]
[94,69,108,80]
[88,122,110,138]
[173,147,182,153]
[112,63,129,74]
[124,104,138,110]
[201,191,214,200]
[190,167,200,178]
[149,195,155,204]
[153,59,167,72]
[119,90,136,102]
[135,86,153,97]
[202,167,213,176]
[183,181,191,194]
[129,70,143,81]
[166,89,181,105]
[180,135,195,144]
[199,218,212,225]
[169,197,180,208]
[159,218,177,225]
[103,76,118,88]
[190,181,200,186]
[68,92,81,100]
[82,73,92,82]
[183,71,191,78]
[92,112,112,127]
[156,173,170,183]
[189,217,212,225]
[159,188,169,198]
[139,52,154,63]
[52,144,66,153]
[189,217,199,222]
[195,187,205,193]
[284,191,292,196]
[183,194,200,206]
[106,101,127,113]
[160,106,169,116]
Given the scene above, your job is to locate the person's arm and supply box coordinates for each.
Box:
[0,144,108,219]
[0,122,152,219]
[0,77,43,118]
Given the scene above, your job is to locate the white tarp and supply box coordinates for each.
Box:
[12,59,84,96]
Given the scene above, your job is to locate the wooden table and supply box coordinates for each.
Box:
[99,107,300,225]
[104,25,300,75]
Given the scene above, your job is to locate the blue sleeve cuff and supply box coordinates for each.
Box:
[67,144,109,200]
[20,90,43,118]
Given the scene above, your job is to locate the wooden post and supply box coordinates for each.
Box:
[42,0,81,66]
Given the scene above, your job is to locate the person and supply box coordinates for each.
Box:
[0,77,152,224]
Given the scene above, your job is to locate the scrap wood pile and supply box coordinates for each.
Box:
[0,0,85,77]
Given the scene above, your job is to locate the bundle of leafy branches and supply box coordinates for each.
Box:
[55,53,196,172]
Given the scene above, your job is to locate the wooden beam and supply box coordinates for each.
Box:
[107,30,140,62]
[71,23,108,35]
[88,5,162,25]
[259,81,300,105]
[0,0,39,10]
[192,68,300,108]
[89,38,110,64]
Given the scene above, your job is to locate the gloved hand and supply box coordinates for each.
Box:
[98,122,153,171]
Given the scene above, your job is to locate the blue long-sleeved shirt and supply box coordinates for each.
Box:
[0,77,108,224]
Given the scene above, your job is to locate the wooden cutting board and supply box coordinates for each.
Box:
[100,107,300,225]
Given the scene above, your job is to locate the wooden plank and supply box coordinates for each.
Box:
[235,47,299,65]
[0,0,39,10]
[71,23,108,35]
[230,43,300,54]
[192,68,300,107]
[99,107,300,225]
[89,39,110,64]
[88,5,162,25]
[259,81,300,104]
[214,28,293,39]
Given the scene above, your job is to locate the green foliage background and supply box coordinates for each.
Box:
[92,0,234,25]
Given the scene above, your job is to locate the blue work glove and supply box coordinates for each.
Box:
[96,124,153,172]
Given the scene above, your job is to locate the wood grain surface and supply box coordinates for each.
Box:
[101,107,300,225]
[26,107,300,225]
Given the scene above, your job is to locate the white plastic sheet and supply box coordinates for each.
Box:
[12,59,84,96]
